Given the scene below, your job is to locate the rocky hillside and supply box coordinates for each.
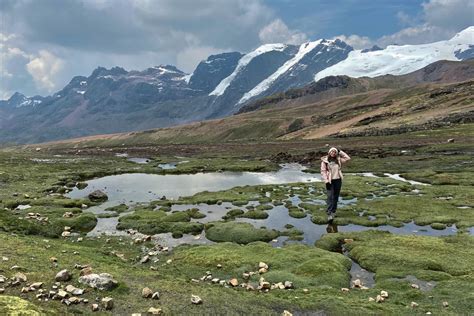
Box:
[1,27,473,145]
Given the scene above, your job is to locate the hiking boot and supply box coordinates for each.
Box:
[327,213,334,222]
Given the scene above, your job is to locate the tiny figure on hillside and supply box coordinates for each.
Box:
[320,147,351,223]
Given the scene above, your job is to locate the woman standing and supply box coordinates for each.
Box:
[320,147,351,222]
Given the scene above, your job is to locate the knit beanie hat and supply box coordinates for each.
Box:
[328,147,338,155]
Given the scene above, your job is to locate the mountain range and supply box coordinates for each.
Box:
[1,26,473,145]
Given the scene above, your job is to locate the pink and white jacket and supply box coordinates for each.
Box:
[320,150,351,183]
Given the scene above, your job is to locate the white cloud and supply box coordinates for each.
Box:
[177,45,226,73]
[332,34,373,49]
[26,50,65,92]
[378,0,474,46]
[259,19,308,45]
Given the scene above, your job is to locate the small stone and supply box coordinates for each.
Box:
[284,281,294,289]
[303,288,309,294]
[216,264,222,269]
[0,275,6,283]
[411,302,419,308]
[79,273,118,290]
[360,286,369,290]
[211,278,220,284]
[166,259,172,264]
[368,297,375,302]
[219,280,226,286]
[376,295,384,303]
[101,297,114,310]
[21,287,30,293]
[411,283,419,289]
[282,311,293,316]
[14,272,28,282]
[55,269,72,282]
[142,287,153,298]
[242,272,250,279]
[151,292,160,300]
[65,284,84,295]
[258,267,268,274]
[57,289,69,299]
[380,290,389,298]
[69,297,80,304]
[147,307,162,315]
[0,288,4,294]
[343,238,354,243]
[140,255,150,264]
[258,262,268,270]
[191,295,202,304]
[91,303,99,311]
[80,266,93,276]
[30,282,43,289]
[352,279,362,288]
[64,226,71,231]
[49,257,58,263]
[229,278,239,287]
[341,288,350,292]
[61,231,71,237]
[442,301,449,307]
[2,257,8,261]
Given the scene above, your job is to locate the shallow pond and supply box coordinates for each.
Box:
[67,163,320,207]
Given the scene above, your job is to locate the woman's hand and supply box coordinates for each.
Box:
[325,182,331,190]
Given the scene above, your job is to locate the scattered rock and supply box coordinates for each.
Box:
[55,269,72,282]
[352,279,362,288]
[140,255,150,264]
[57,289,69,299]
[30,282,43,290]
[49,257,58,263]
[229,278,239,287]
[376,295,384,303]
[147,307,162,315]
[284,281,293,289]
[216,264,222,269]
[142,287,153,298]
[101,297,114,310]
[341,288,350,293]
[380,290,389,298]
[411,302,419,308]
[88,190,108,202]
[447,138,454,143]
[63,212,74,218]
[65,284,84,295]
[79,273,118,291]
[191,295,202,305]
[411,283,420,289]
[61,231,71,237]
[0,288,4,294]
[442,301,449,307]
[91,303,99,311]
[152,292,160,300]
[368,297,375,302]
[282,310,293,316]
[303,288,309,294]
[80,267,93,276]
[14,272,28,282]
[343,238,354,243]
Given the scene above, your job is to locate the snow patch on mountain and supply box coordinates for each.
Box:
[238,40,322,104]
[314,26,474,81]
[209,43,288,97]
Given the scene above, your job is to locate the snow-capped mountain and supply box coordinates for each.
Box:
[0,92,44,108]
[314,26,474,81]
[1,26,473,144]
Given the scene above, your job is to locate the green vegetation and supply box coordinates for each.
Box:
[205,222,279,244]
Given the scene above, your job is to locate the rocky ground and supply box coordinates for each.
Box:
[0,123,473,315]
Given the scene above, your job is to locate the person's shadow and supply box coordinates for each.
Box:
[326,222,338,233]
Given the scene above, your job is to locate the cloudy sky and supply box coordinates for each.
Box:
[1,0,473,99]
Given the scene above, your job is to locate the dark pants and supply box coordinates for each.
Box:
[326,178,342,214]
